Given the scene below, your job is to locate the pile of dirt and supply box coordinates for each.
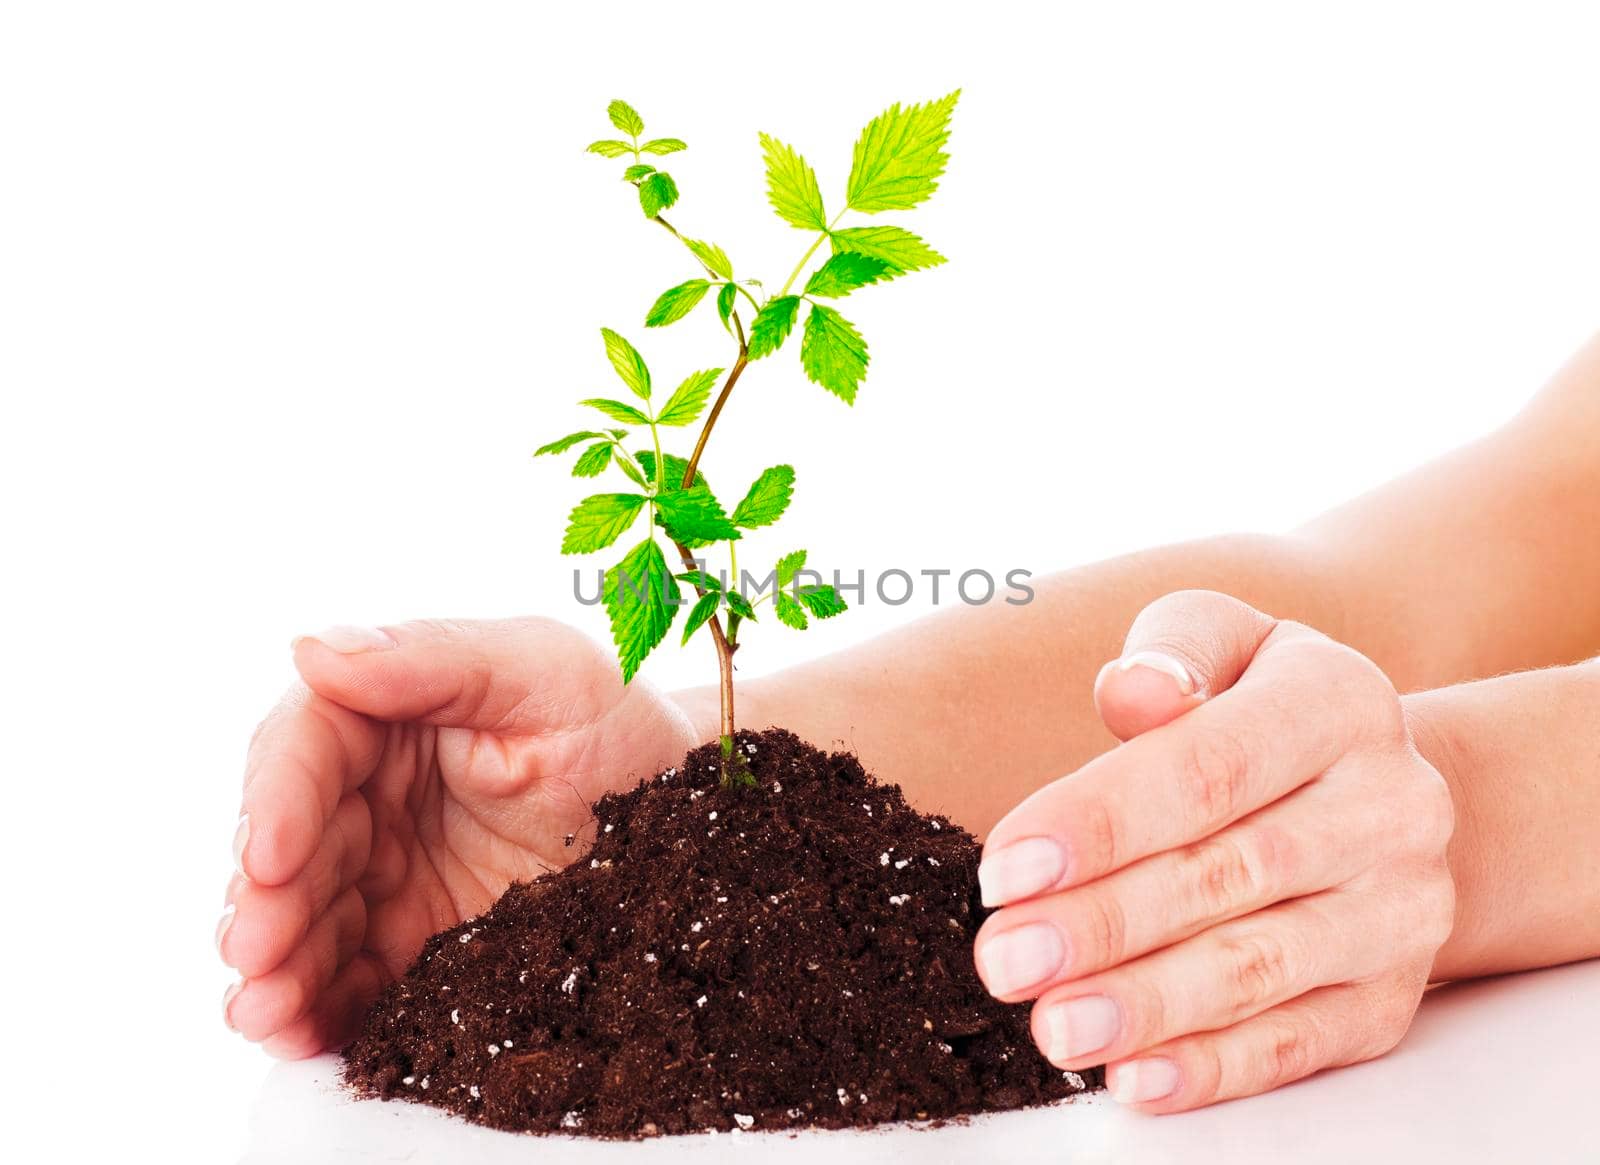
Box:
[342,728,1100,1136]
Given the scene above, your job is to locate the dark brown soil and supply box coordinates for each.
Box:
[341,728,1101,1136]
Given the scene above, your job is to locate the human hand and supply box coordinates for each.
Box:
[973,591,1456,1111]
[218,618,697,1057]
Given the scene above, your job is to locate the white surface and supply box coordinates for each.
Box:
[244,960,1600,1164]
[3,2,1599,1161]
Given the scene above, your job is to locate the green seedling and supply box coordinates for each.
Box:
[538,93,960,784]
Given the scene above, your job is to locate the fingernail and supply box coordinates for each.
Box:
[232,814,250,876]
[1110,1057,1181,1104]
[975,922,1066,997]
[293,625,396,654]
[223,980,244,1031]
[979,836,1068,906]
[1116,650,1197,696]
[215,903,236,960]
[1037,994,1121,1062]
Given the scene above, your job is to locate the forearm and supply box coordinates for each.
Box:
[682,533,1348,832]
[1406,658,1600,981]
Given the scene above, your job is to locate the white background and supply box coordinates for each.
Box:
[2,1,1597,1158]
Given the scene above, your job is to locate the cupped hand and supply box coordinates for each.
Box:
[974,591,1455,1112]
[217,618,697,1058]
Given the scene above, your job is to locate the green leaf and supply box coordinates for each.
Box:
[638,171,679,217]
[716,282,737,332]
[747,295,801,360]
[724,590,757,621]
[604,538,678,682]
[845,90,961,213]
[656,484,740,547]
[804,252,892,298]
[656,368,722,427]
[581,397,650,425]
[798,584,847,619]
[686,239,733,279]
[829,225,947,279]
[681,590,721,645]
[600,328,651,399]
[623,163,656,181]
[641,138,686,155]
[758,132,827,230]
[730,465,795,528]
[675,569,724,593]
[535,430,603,456]
[572,441,613,478]
[800,304,869,403]
[615,455,647,488]
[774,592,808,630]
[634,450,703,492]
[587,140,633,158]
[607,99,644,138]
[562,493,645,554]
[644,280,710,328]
[775,549,807,587]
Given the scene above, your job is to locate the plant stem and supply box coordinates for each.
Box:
[777,210,848,297]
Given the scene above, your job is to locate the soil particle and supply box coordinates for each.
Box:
[342,729,1102,1136]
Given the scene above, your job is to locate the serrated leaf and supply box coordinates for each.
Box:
[829,225,947,279]
[804,252,892,298]
[798,584,847,619]
[635,450,703,492]
[581,397,650,426]
[639,171,678,217]
[599,328,651,399]
[716,282,737,332]
[607,99,644,137]
[758,132,827,230]
[535,430,603,456]
[775,549,807,587]
[724,590,756,621]
[774,592,808,630]
[846,90,961,213]
[656,368,722,427]
[747,295,800,360]
[604,538,678,682]
[800,304,869,403]
[641,138,686,155]
[675,569,724,593]
[681,590,721,645]
[686,239,733,280]
[656,484,740,547]
[562,493,645,554]
[572,441,613,478]
[623,163,656,181]
[644,280,710,328]
[587,140,633,158]
[731,465,795,528]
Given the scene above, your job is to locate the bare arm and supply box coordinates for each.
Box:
[678,332,1600,833]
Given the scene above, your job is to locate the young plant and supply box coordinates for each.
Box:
[537,93,960,784]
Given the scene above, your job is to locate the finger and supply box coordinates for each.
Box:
[238,689,384,886]
[975,776,1385,997]
[983,622,1384,904]
[1025,892,1406,1071]
[1103,977,1421,1112]
[1093,590,1276,741]
[291,616,625,734]
[260,954,390,1060]
[225,886,366,1042]
[220,793,372,977]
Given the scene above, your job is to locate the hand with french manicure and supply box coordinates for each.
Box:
[218,618,696,1056]
[974,590,1456,1111]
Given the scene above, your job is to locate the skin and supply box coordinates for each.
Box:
[222,333,1600,1107]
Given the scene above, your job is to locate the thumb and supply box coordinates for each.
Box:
[290,617,623,734]
[1093,589,1278,741]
